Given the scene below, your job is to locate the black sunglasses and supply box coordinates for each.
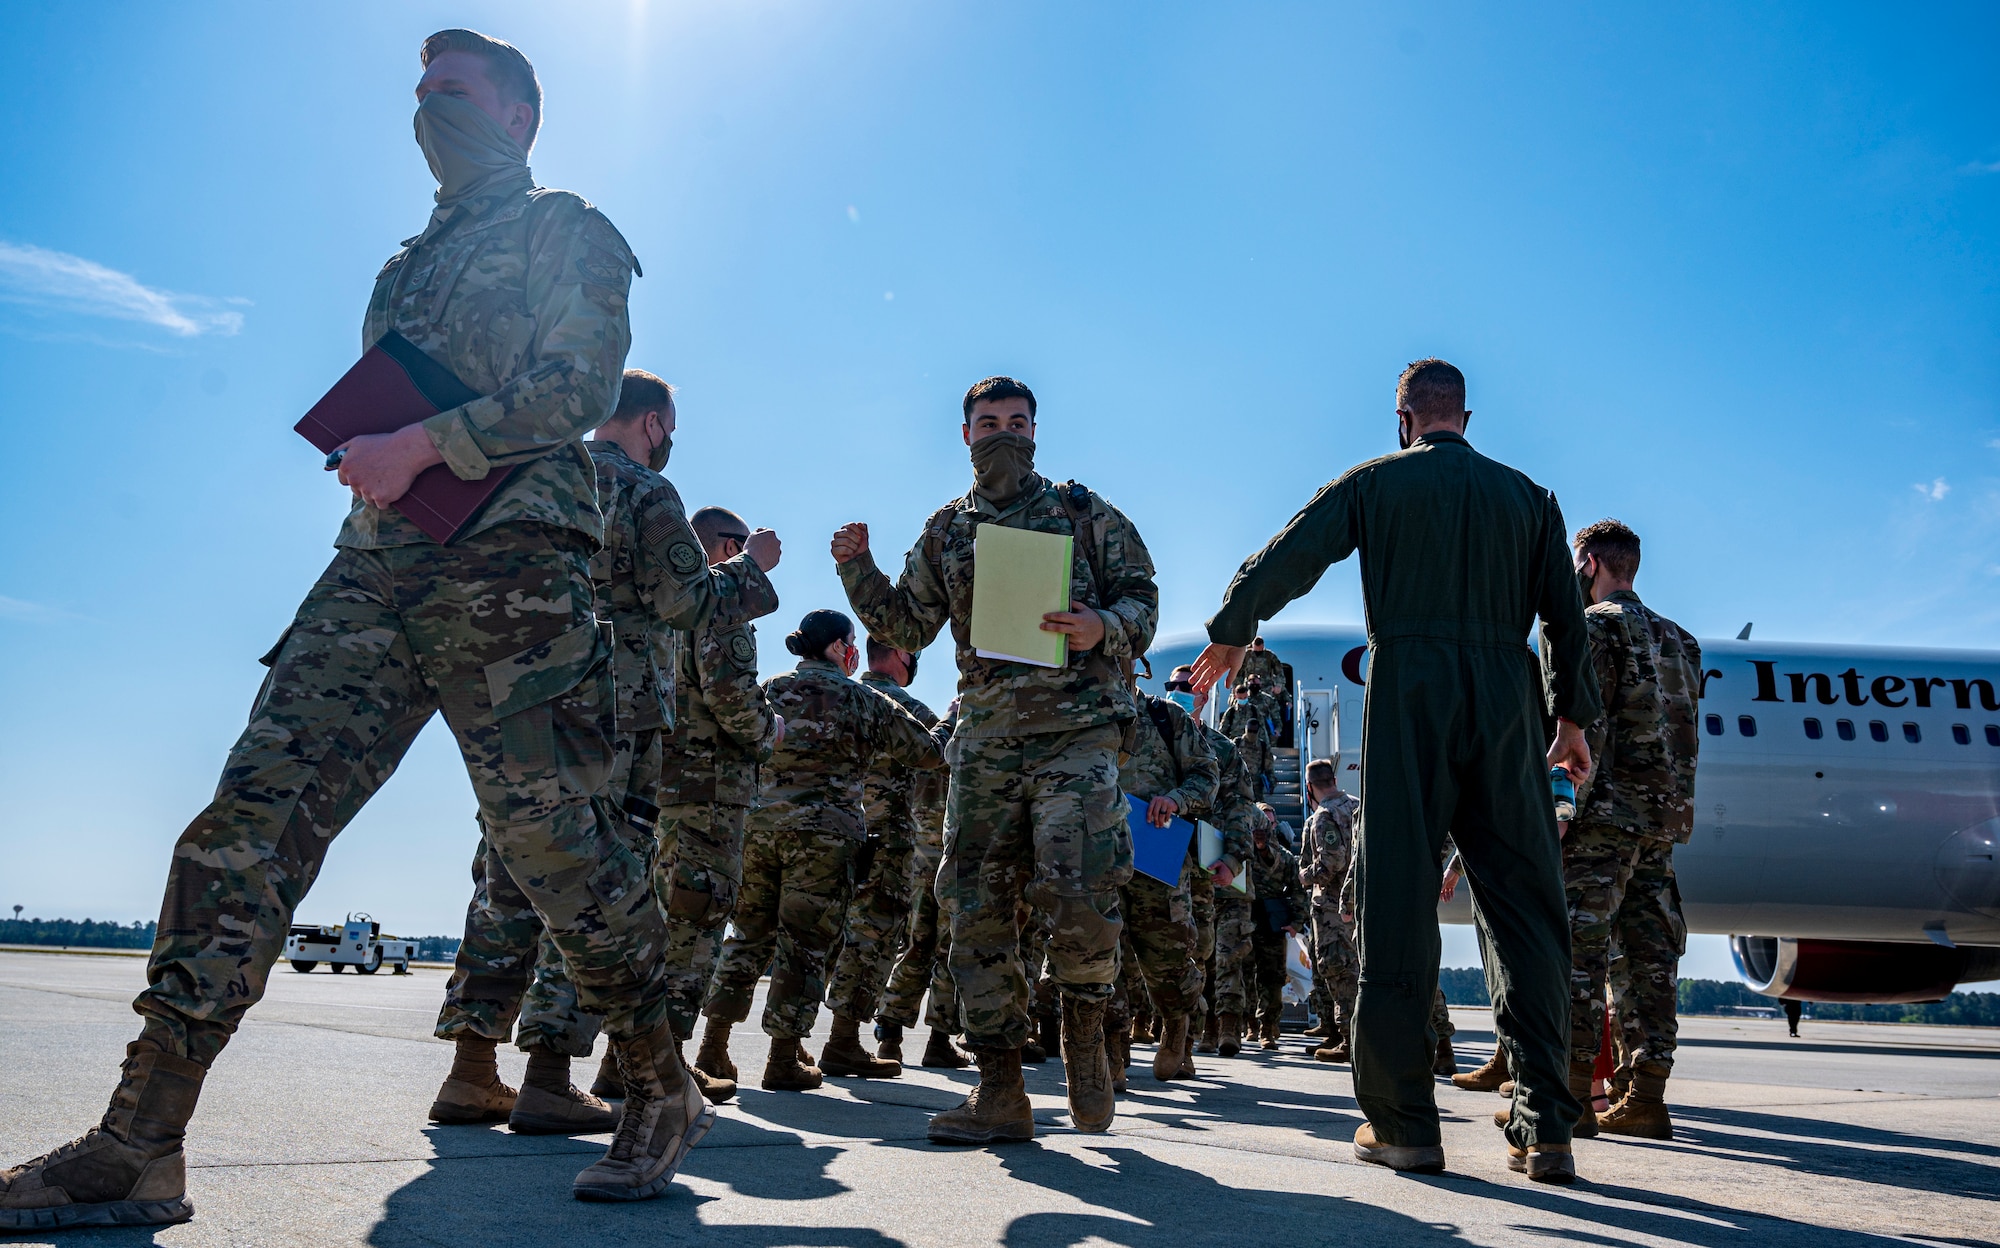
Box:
[1163,680,1193,693]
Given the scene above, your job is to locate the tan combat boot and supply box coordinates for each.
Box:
[1352,1121,1445,1174]
[1312,1029,1350,1064]
[1180,1015,1200,1079]
[875,1020,905,1065]
[694,1019,737,1086]
[927,1047,1035,1145]
[1260,1014,1281,1051]
[572,1021,714,1202]
[1131,1007,1154,1044]
[1432,1036,1459,1076]
[1451,1047,1509,1092]
[589,1048,625,1100]
[819,1014,902,1079]
[509,1050,620,1135]
[1154,1014,1192,1081]
[1507,1141,1576,1184]
[1218,1012,1244,1057]
[681,1037,736,1104]
[1492,1061,1597,1138]
[1196,1012,1219,1055]
[920,1028,971,1069]
[1598,1063,1673,1139]
[1060,998,1115,1133]
[1108,1026,1130,1093]
[762,1035,824,1092]
[0,1041,203,1231]
[429,1036,518,1124]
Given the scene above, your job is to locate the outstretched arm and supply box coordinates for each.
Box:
[1196,475,1358,689]
[833,521,951,654]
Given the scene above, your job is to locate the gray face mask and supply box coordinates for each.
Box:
[413,92,528,206]
[970,431,1036,503]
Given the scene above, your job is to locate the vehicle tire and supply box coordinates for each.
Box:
[331,962,346,973]
[291,961,317,973]
[394,961,410,975]
[358,948,384,975]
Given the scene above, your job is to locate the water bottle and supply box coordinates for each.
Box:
[1549,766,1577,823]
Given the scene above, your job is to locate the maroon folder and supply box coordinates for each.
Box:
[294,331,512,544]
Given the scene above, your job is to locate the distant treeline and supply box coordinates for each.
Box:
[1,919,460,962]
[1437,967,2000,1027]
[1,918,156,949]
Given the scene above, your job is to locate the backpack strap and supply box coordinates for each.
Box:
[1058,480,1135,686]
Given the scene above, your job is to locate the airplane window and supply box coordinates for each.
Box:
[1737,715,1757,737]
[1804,718,1823,739]
[1951,724,1969,745]
[1836,719,1856,741]
[1902,722,1920,744]
[1704,714,1723,736]
[1868,720,1888,742]
[1988,725,2000,747]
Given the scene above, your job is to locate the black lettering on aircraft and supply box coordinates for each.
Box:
[1749,660,1998,712]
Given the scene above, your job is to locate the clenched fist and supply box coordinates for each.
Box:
[831,522,870,564]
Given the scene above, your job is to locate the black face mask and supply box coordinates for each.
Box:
[903,650,919,683]
[1577,560,1596,605]
[648,431,672,473]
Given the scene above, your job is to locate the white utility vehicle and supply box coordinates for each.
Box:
[284,913,416,975]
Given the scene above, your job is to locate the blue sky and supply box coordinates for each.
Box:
[1,3,1995,982]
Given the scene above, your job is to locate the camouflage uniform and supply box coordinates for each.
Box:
[706,660,945,1039]
[825,672,945,1021]
[436,439,778,1054]
[1220,691,1277,800]
[1565,589,1700,1073]
[1189,723,1260,1026]
[1298,791,1360,1043]
[1248,833,1306,1031]
[132,167,669,1065]
[655,608,780,1036]
[838,475,1158,1048]
[1113,694,1220,1020]
[1236,646,1287,696]
[877,711,958,1032]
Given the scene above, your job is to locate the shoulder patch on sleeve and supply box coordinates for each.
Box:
[667,540,704,577]
[726,631,757,668]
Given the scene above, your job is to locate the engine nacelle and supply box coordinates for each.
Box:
[1731,936,2000,1004]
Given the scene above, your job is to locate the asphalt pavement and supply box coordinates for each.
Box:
[2,949,1995,1247]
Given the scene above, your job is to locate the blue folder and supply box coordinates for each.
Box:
[1126,793,1194,886]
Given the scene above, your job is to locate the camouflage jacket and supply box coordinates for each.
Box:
[858,670,946,851]
[660,614,777,810]
[837,474,1160,739]
[1249,835,1305,931]
[1236,648,1287,696]
[1186,722,1259,873]
[1574,589,1702,844]
[343,179,637,549]
[1220,694,1275,751]
[752,658,947,840]
[587,440,778,732]
[1297,790,1358,900]
[1118,693,1220,819]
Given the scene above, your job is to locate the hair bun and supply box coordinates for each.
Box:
[784,631,808,657]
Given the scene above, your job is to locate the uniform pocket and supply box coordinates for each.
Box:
[487,620,616,797]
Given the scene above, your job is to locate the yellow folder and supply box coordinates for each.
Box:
[970,523,1073,669]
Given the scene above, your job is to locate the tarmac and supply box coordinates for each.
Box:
[1,948,1996,1248]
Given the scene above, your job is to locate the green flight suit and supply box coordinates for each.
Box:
[1207,430,1600,1150]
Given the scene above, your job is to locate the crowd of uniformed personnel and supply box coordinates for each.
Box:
[0,27,1703,1233]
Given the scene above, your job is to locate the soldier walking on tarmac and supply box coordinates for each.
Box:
[0,30,719,1228]
[1192,358,1600,1183]
[833,375,1159,1144]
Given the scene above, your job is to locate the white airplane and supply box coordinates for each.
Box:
[1144,624,2000,1004]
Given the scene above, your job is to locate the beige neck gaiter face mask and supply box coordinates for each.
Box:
[413,92,531,208]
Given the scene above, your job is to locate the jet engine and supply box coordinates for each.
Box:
[1731,936,2000,1004]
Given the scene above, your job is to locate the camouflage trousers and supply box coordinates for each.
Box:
[938,726,1131,1049]
[1565,827,1683,1071]
[825,839,915,1022]
[138,529,667,1065]
[1114,873,1202,1019]
[1307,892,1358,1040]
[878,841,959,1030]
[1189,865,1217,1024]
[1210,891,1254,1018]
[705,823,857,1039]
[656,801,750,1037]
[1432,985,1456,1042]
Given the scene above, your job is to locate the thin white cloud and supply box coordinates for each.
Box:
[0,595,70,622]
[0,241,243,337]
[1963,159,2000,175]
[1913,477,1950,502]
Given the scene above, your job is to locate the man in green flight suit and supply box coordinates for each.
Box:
[1192,358,1599,1184]
[0,32,707,1229]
